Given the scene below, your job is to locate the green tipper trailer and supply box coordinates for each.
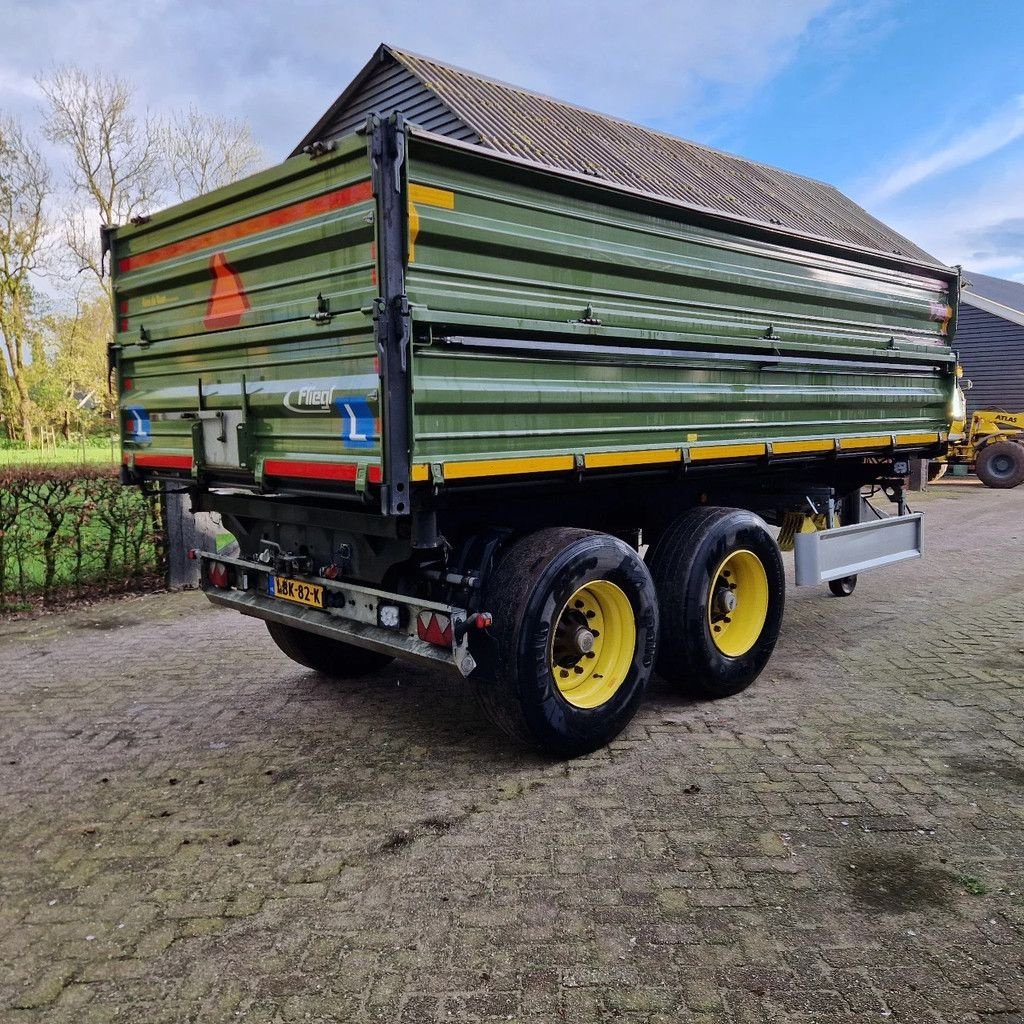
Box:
[108,115,964,756]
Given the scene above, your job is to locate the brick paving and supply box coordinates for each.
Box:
[1,480,1022,1024]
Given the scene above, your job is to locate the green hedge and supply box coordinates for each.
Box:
[0,466,165,610]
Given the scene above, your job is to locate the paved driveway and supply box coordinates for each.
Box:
[1,481,1022,1024]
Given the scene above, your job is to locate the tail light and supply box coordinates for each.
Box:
[417,611,452,647]
[207,561,231,588]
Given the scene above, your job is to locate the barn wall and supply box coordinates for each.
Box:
[956,303,1024,416]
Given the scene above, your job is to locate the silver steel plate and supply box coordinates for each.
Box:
[794,513,924,586]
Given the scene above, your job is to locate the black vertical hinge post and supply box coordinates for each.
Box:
[370,114,412,517]
[99,223,116,279]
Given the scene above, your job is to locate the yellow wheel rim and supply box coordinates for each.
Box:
[550,580,636,709]
[707,549,769,657]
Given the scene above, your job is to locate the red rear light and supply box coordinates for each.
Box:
[208,561,230,588]
[122,377,133,391]
[416,611,452,647]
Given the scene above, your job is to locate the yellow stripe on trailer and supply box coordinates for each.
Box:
[442,454,575,480]
[773,438,835,454]
[409,184,456,208]
[689,442,767,461]
[407,431,944,484]
[839,435,891,450]
[895,431,941,445]
[407,185,456,263]
[584,448,680,469]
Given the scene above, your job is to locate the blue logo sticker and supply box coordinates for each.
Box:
[333,396,375,449]
[124,406,151,446]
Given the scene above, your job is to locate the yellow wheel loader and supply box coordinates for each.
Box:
[933,410,1024,488]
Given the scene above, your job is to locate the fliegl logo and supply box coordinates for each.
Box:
[283,385,336,413]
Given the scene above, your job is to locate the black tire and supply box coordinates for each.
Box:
[828,575,857,597]
[475,528,658,758]
[975,441,1024,489]
[265,621,394,678]
[647,507,785,699]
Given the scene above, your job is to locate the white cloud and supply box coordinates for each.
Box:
[868,154,1024,280]
[863,95,1024,205]
[0,68,42,101]
[0,0,836,157]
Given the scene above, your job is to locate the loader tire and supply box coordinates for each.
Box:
[976,441,1024,489]
[266,621,394,678]
[647,507,785,700]
[475,528,658,758]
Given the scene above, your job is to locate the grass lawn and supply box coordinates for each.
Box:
[0,440,120,467]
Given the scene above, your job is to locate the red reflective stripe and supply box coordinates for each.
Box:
[264,460,371,482]
[119,179,374,273]
[264,460,383,484]
[129,453,194,470]
[125,454,381,481]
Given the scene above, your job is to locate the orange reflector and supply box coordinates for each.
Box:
[203,252,250,330]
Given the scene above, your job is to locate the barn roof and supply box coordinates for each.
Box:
[294,44,942,267]
[962,270,1024,325]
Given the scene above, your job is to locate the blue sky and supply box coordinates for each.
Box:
[3,0,1022,281]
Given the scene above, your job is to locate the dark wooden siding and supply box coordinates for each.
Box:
[318,60,478,143]
[956,303,1024,416]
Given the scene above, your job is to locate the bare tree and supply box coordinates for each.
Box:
[38,66,165,282]
[0,114,53,443]
[166,106,264,201]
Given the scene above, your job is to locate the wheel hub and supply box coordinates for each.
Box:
[572,626,596,655]
[713,586,738,615]
[550,581,636,708]
[707,550,770,658]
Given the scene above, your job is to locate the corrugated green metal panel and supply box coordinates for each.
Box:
[404,134,956,464]
[412,345,947,459]
[112,133,382,472]
[405,137,951,348]
[121,318,380,464]
[112,133,375,345]
[112,122,956,488]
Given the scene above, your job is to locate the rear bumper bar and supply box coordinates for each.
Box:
[196,551,479,676]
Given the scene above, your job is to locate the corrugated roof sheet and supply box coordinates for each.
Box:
[296,44,942,267]
[963,270,1024,315]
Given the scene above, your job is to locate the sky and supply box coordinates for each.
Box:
[2,0,1023,282]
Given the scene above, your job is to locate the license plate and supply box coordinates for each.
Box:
[269,576,324,609]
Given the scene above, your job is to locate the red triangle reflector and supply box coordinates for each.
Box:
[203,252,250,329]
[417,612,453,647]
